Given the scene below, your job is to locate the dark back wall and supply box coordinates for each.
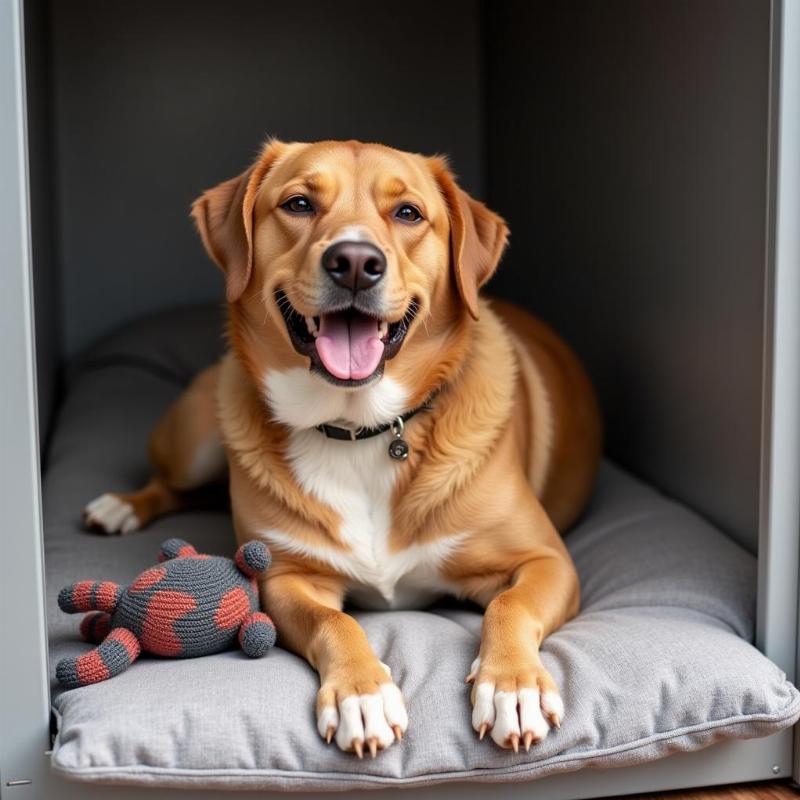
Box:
[36,0,771,551]
[486,0,771,550]
[49,0,484,357]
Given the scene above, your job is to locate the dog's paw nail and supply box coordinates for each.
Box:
[472,681,496,739]
[367,737,378,758]
[541,691,564,729]
[353,739,364,759]
[392,724,403,742]
[317,704,339,744]
[523,731,534,752]
[509,732,520,753]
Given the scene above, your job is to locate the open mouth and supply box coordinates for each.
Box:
[276,290,419,386]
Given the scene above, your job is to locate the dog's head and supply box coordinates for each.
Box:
[192,140,508,414]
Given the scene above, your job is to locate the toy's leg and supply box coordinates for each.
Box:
[80,611,112,643]
[58,581,121,614]
[238,612,277,658]
[159,538,198,561]
[56,628,141,689]
[235,541,271,577]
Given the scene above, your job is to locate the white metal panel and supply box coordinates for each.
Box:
[0,0,51,794]
[758,0,800,683]
[768,0,800,784]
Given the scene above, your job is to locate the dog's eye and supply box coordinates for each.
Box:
[394,204,423,224]
[281,195,314,214]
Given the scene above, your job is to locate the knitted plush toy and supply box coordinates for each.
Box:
[56,538,276,688]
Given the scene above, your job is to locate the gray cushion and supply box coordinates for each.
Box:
[46,306,800,790]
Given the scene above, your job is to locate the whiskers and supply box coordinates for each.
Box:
[251,287,284,326]
[272,288,293,314]
[420,316,430,337]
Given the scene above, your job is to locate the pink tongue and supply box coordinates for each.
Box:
[315,313,385,381]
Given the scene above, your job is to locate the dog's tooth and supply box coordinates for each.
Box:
[306,316,319,337]
[379,320,388,338]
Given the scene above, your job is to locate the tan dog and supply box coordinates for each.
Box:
[84,140,601,757]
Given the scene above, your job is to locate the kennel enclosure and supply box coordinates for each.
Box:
[2,0,800,797]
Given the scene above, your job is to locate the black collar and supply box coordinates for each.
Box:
[315,398,434,443]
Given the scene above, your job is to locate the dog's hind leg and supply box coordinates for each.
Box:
[83,364,226,534]
[83,476,190,534]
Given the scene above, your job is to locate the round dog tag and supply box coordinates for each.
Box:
[388,417,409,461]
[388,437,409,460]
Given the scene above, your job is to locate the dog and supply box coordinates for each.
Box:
[84,139,602,757]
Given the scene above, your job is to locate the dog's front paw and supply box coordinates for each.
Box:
[317,660,408,757]
[466,654,562,751]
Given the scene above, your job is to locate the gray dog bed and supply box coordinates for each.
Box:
[44,307,800,791]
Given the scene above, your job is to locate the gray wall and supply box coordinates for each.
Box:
[25,0,59,441]
[36,0,772,550]
[486,0,771,550]
[48,0,484,356]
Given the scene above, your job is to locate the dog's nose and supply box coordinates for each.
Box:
[322,241,386,292]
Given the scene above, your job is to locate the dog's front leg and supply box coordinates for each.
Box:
[467,550,579,751]
[262,570,408,757]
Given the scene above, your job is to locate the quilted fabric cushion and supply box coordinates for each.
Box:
[45,307,800,790]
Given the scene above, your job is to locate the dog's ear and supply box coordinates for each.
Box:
[429,158,509,320]
[191,140,285,303]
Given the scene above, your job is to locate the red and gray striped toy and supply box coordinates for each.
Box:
[56,538,276,688]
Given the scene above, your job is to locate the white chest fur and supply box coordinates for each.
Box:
[261,370,464,609]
